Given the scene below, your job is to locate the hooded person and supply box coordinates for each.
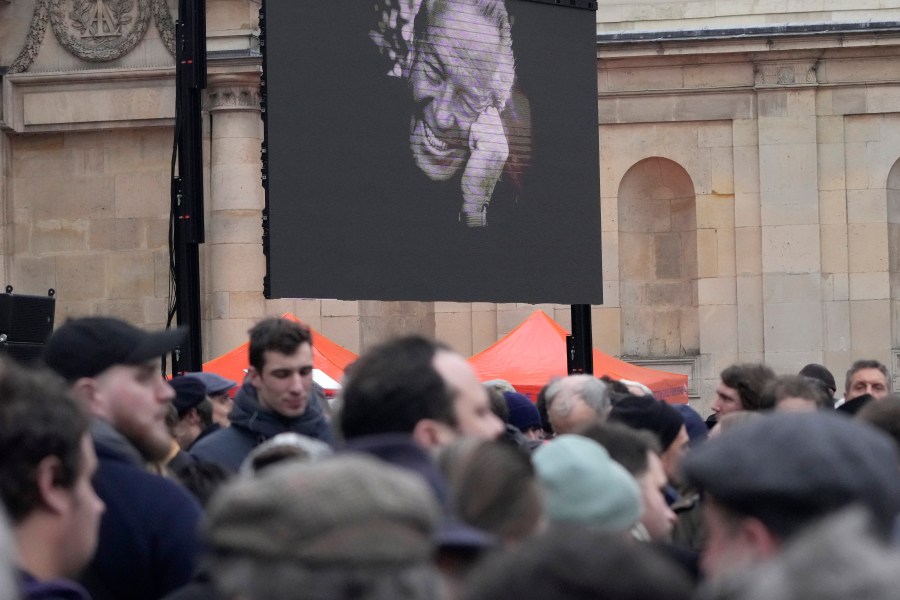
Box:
[190,318,333,472]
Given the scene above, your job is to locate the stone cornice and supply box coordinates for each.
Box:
[1,67,175,133]
[754,59,818,89]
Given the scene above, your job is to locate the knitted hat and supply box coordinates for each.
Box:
[206,455,440,567]
[504,391,542,433]
[170,376,207,417]
[533,435,641,533]
[609,395,685,451]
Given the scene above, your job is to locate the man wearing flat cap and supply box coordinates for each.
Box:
[182,371,236,428]
[683,411,900,580]
[205,454,443,600]
[42,317,203,600]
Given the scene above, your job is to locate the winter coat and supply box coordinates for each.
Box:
[80,420,203,600]
[189,382,333,472]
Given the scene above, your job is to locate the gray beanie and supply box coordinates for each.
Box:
[206,454,441,567]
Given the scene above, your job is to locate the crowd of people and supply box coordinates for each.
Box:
[1,314,900,600]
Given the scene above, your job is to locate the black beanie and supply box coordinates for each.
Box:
[608,395,684,451]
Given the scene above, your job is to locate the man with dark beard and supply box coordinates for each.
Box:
[43,317,203,600]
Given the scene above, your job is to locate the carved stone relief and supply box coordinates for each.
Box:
[8,0,176,73]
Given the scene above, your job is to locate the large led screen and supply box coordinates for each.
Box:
[262,0,602,303]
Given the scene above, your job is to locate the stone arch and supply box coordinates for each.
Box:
[617,157,699,357]
[888,158,900,348]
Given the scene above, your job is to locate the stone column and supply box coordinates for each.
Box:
[205,70,266,358]
[755,60,825,370]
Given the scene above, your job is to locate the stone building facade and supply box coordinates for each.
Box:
[2,0,900,413]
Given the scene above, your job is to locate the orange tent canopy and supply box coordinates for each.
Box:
[202,313,357,387]
[469,311,689,404]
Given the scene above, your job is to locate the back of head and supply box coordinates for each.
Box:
[577,420,659,477]
[720,363,776,411]
[0,358,89,523]
[438,439,542,544]
[699,508,900,600]
[206,454,442,600]
[532,435,641,533]
[608,395,684,452]
[248,318,312,372]
[463,526,693,600]
[798,363,836,396]
[684,412,900,540]
[339,336,455,439]
[764,375,832,411]
[856,393,900,452]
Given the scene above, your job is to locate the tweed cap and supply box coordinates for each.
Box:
[683,411,900,536]
[533,435,641,533]
[206,454,440,567]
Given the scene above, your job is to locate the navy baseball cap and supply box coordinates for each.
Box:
[43,317,186,382]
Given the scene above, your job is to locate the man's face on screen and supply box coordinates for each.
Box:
[409,3,504,181]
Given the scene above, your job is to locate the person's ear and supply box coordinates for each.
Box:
[740,516,781,561]
[247,366,262,390]
[34,456,69,515]
[187,408,201,426]
[70,377,107,420]
[412,419,455,449]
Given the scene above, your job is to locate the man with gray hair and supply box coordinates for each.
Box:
[204,454,443,600]
[545,375,610,435]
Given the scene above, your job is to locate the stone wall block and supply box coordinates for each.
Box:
[734,193,761,228]
[696,195,734,229]
[735,226,762,275]
[849,299,892,361]
[108,251,156,299]
[436,311,474,356]
[698,121,733,148]
[32,219,88,254]
[844,142,869,190]
[12,256,57,296]
[760,190,820,227]
[758,143,818,193]
[820,224,849,274]
[829,87,867,115]
[845,115,884,143]
[819,190,847,225]
[733,119,759,147]
[699,304,738,355]
[208,165,264,211]
[593,307,622,356]
[817,143,846,191]
[696,228,719,278]
[824,301,851,352]
[94,299,144,324]
[764,302,823,352]
[55,254,105,301]
[229,292,265,319]
[763,272,821,304]
[848,272,891,301]
[761,225,821,273]
[23,176,115,221]
[209,244,265,292]
[848,224,888,273]
[115,172,168,218]
[847,189,887,223]
[737,275,764,353]
[698,276,736,305]
[208,211,262,245]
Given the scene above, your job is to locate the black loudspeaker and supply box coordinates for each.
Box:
[0,288,56,364]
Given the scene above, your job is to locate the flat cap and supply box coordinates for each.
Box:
[683,412,900,537]
[206,454,440,567]
[184,372,237,396]
[170,376,207,417]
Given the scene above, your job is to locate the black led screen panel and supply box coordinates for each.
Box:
[262,0,602,303]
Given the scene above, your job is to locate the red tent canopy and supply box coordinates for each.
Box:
[202,313,358,388]
[469,311,689,404]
